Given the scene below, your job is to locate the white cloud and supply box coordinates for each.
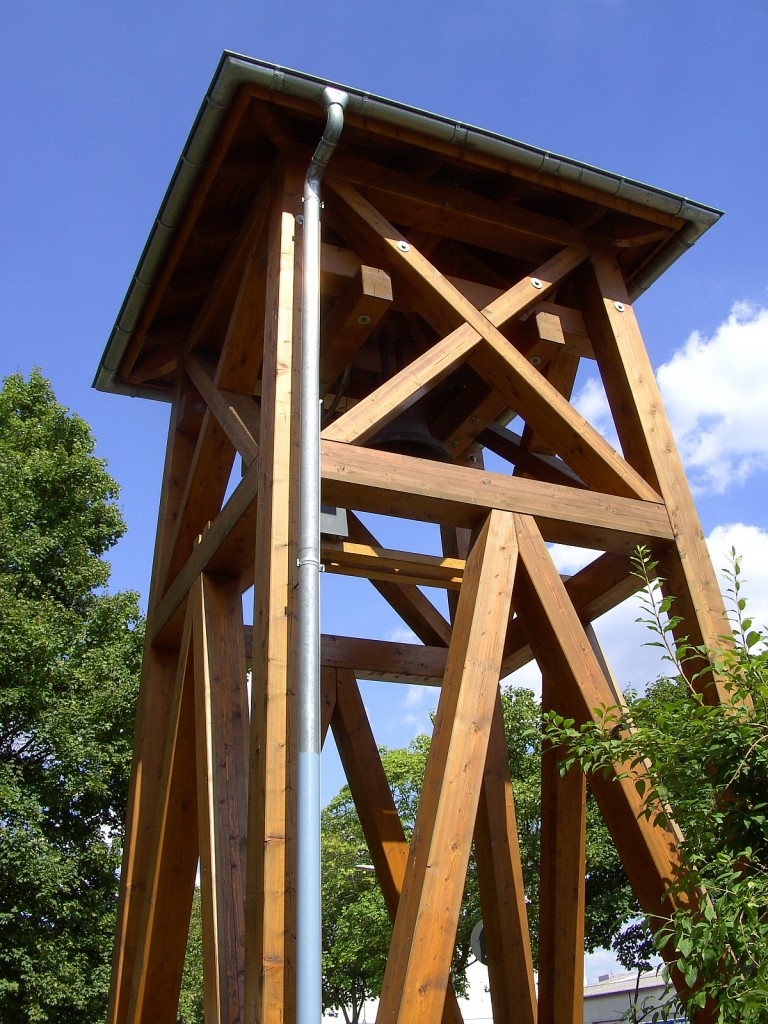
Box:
[386,625,419,644]
[706,522,768,633]
[572,376,618,449]
[656,302,768,494]
[575,522,768,693]
[570,301,768,495]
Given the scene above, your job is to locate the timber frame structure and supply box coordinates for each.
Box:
[96,53,728,1024]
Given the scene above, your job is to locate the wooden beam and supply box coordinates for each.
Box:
[538,674,586,1024]
[467,336,655,501]
[333,156,587,250]
[320,665,337,744]
[321,538,465,589]
[122,616,199,1024]
[321,237,588,447]
[512,513,699,993]
[182,174,272,366]
[150,459,259,648]
[108,386,200,1024]
[327,178,652,500]
[192,573,249,1024]
[320,633,447,685]
[330,671,413,923]
[377,509,517,1024]
[185,353,260,467]
[213,231,269,395]
[480,421,586,489]
[330,670,465,1024]
[344,512,452,647]
[500,549,639,677]
[474,692,537,1024]
[120,87,255,379]
[156,407,236,593]
[244,629,448,686]
[321,440,674,551]
[244,164,303,1024]
[319,265,393,394]
[325,179,659,502]
[584,254,731,699]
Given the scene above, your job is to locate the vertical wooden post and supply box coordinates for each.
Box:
[123,609,199,1024]
[474,692,538,1024]
[108,386,201,1024]
[192,572,249,1024]
[244,161,303,1024]
[538,675,586,1024]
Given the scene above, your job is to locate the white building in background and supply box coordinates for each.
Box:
[323,963,683,1023]
[583,970,683,1023]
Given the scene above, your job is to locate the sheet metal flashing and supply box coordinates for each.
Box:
[94,51,723,401]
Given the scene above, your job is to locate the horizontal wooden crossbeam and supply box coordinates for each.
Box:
[321,439,673,549]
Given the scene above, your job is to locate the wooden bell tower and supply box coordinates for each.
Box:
[96,53,728,1024]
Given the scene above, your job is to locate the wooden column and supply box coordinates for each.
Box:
[538,675,586,1024]
[192,573,249,1024]
[108,386,202,1024]
[244,161,303,1024]
[474,692,538,1024]
[124,616,199,1024]
[583,253,731,699]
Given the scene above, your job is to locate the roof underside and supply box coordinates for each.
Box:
[94,52,722,400]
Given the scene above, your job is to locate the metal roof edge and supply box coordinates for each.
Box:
[93,52,723,398]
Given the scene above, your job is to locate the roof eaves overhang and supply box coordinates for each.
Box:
[93,51,723,400]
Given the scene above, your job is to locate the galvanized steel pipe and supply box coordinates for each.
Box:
[297,84,347,1024]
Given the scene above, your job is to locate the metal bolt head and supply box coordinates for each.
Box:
[356,314,372,325]
[530,355,542,366]
[397,240,410,253]
[531,277,543,289]
[614,301,625,312]
[448,439,458,448]
[467,453,478,464]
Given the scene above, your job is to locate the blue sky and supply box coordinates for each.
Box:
[3,0,768,980]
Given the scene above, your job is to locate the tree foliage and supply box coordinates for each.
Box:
[543,548,768,1022]
[177,889,205,1024]
[320,738,428,1023]
[0,371,143,1022]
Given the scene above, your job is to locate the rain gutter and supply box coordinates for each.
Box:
[93,51,723,399]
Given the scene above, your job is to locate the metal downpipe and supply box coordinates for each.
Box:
[297,85,347,1024]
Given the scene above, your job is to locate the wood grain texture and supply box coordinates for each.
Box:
[584,254,731,700]
[244,164,302,1024]
[538,674,586,1024]
[330,671,465,1024]
[321,439,673,550]
[377,510,517,1024]
[474,692,537,1024]
[122,617,199,1024]
[192,574,249,1024]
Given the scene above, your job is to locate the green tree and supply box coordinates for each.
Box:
[543,549,768,1022]
[0,370,143,1022]
[320,738,429,1023]
[178,890,205,1024]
